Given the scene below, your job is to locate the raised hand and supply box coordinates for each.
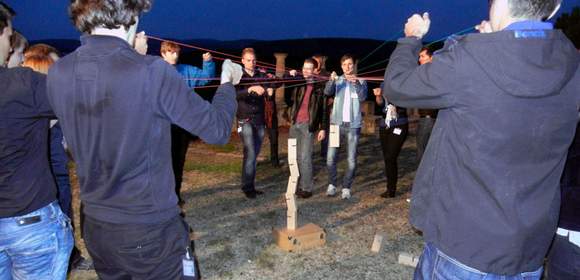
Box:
[404,12,431,39]
[476,20,493,33]
[134,31,148,55]
[330,71,338,81]
[202,52,212,61]
[248,85,266,96]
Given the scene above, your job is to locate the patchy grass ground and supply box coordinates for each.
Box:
[69,128,423,280]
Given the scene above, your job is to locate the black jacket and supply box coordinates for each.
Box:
[559,120,580,231]
[235,69,275,125]
[286,77,327,132]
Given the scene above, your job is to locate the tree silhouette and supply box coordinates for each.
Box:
[555,6,580,49]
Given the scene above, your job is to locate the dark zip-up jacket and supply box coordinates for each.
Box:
[235,69,275,125]
[46,35,236,224]
[286,77,327,132]
[383,28,580,274]
[559,120,580,231]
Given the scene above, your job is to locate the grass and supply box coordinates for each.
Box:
[208,143,238,154]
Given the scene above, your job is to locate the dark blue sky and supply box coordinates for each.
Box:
[5,0,580,42]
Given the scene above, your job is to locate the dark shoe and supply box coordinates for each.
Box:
[71,256,94,271]
[178,199,186,207]
[380,190,396,198]
[296,189,313,199]
[244,190,257,199]
[254,190,264,195]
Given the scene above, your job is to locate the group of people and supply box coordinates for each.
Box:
[1,0,579,280]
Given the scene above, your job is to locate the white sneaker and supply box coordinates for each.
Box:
[341,188,351,199]
[220,59,243,85]
[326,184,336,196]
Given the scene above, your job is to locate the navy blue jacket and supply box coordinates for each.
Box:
[46,35,236,224]
[384,29,580,274]
[559,121,580,231]
[0,67,56,217]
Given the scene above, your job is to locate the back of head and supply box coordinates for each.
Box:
[23,54,54,74]
[10,30,27,50]
[25,43,60,59]
[506,0,561,20]
[69,0,152,33]
[0,1,15,33]
[160,41,180,55]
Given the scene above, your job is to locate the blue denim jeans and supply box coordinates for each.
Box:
[240,121,265,192]
[326,124,360,189]
[0,201,74,280]
[414,243,543,280]
[289,123,314,191]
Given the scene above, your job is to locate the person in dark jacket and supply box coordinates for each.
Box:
[373,86,408,198]
[547,118,580,279]
[46,1,240,278]
[415,46,438,164]
[383,0,579,278]
[286,58,328,198]
[236,47,276,199]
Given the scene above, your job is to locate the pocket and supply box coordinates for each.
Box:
[117,237,164,264]
[12,232,58,278]
[433,252,486,280]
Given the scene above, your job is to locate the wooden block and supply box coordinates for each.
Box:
[286,177,298,194]
[398,252,419,267]
[288,138,298,163]
[273,223,326,252]
[289,162,300,177]
[371,234,384,253]
[329,125,340,148]
[287,209,298,230]
[285,194,297,212]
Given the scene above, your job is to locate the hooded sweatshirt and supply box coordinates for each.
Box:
[383,25,580,274]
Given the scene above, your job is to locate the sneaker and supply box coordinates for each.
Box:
[326,184,337,196]
[341,188,351,199]
[220,59,243,85]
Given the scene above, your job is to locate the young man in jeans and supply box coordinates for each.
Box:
[324,54,368,199]
[0,2,73,279]
[47,1,240,278]
[383,0,579,278]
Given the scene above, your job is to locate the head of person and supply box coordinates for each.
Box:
[418,47,433,65]
[488,0,561,31]
[69,0,152,44]
[0,2,15,67]
[7,30,27,68]
[312,54,324,74]
[241,48,256,72]
[340,54,355,76]
[160,41,180,65]
[24,43,60,62]
[302,58,318,79]
[22,54,55,74]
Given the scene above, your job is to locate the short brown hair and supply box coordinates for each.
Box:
[0,1,15,35]
[241,48,255,57]
[24,44,59,59]
[69,0,152,33]
[160,41,180,55]
[303,58,318,70]
[340,54,354,64]
[10,30,27,50]
[23,55,54,74]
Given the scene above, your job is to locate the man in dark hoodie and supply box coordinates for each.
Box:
[383,0,579,278]
[46,0,240,278]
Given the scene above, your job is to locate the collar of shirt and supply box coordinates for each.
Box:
[80,35,133,49]
[505,20,553,31]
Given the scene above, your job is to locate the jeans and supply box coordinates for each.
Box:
[379,124,408,195]
[326,124,360,189]
[414,243,543,280]
[289,123,314,192]
[0,201,74,280]
[416,117,435,164]
[240,121,265,192]
[547,233,580,279]
[83,214,193,280]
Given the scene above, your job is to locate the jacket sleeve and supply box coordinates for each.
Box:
[154,61,236,145]
[324,80,336,97]
[355,80,368,101]
[180,60,215,88]
[382,37,457,109]
[31,71,54,118]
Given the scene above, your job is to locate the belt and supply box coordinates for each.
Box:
[16,215,41,226]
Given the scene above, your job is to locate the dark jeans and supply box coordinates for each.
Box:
[172,125,191,202]
[240,121,265,192]
[266,126,279,165]
[416,117,435,164]
[289,123,314,191]
[83,214,193,280]
[548,233,580,279]
[379,124,408,195]
[320,129,329,158]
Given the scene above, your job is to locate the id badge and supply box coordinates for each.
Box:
[183,247,198,279]
[393,128,402,135]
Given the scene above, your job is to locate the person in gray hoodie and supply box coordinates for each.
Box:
[383,0,579,278]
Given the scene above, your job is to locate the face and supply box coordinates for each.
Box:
[0,22,13,66]
[302,62,314,78]
[241,53,256,72]
[418,50,432,65]
[341,58,354,76]
[162,51,178,65]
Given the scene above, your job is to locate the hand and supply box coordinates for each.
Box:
[289,70,297,77]
[345,74,358,83]
[267,88,274,97]
[248,85,265,96]
[266,73,275,79]
[404,12,431,39]
[317,130,326,142]
[134,31,148,55]
[330,71,338,81]
[202,52,212,61]
[373,88,382,96]
[476,20,493,34]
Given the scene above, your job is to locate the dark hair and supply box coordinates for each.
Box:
[69,0,152,33]
[10,30,27,50]
[490,0,560,19]
[420,46,433,57]
[0,1,15,34]
[303,58,319,69]
[340,54,355,64]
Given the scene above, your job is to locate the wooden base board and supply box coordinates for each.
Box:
[273,223,326,252]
